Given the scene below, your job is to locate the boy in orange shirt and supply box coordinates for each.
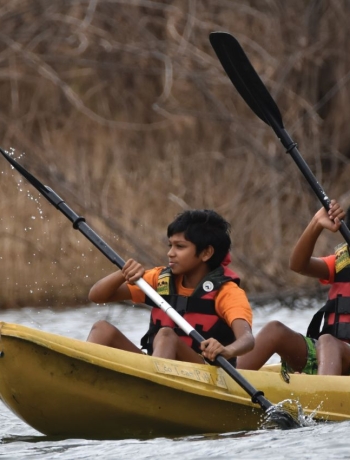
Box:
[237,200,350,376]
[87,209,254,365]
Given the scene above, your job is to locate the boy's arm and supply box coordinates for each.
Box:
[88,270,131,303]
[225,319,255,357]
[88,259,145,303]
[289,200,345,279]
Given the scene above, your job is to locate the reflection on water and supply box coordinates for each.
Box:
[1,434,69,444]
[0,429,265,445]
[184,430,263,441]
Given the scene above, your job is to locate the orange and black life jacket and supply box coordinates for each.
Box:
[140,265,240,365]
[307,242,350,341]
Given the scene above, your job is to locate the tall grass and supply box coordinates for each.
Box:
[1,0,350,307]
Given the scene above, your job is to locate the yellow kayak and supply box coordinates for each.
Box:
[0,321,349,440]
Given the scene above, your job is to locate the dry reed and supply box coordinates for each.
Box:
[1,0,350,308]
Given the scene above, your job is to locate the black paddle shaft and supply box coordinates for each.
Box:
[209,31,350,246]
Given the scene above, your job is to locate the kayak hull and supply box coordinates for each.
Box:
[0,322,349,439]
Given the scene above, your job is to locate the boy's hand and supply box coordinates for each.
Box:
[315,199,345,232]
[122,259,145,284]
[200,338,227,362]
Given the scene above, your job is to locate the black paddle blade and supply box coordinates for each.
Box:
[0,147,64,208]
[209,32,284,130]
[0,148,46,194]
[215,355,301,430]
[263,406,301,430]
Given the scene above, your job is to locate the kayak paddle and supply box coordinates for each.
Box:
[209,31,350,245]
[0,147,299,429]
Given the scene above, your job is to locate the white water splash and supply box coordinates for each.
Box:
[262,398,317,430]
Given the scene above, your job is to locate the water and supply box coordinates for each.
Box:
[1,301,349,459]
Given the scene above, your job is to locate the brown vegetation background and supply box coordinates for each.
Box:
[1,0,350,308]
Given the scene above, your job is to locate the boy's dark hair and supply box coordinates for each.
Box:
[167,209,231,270]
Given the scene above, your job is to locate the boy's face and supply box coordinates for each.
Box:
[167,232,208,275]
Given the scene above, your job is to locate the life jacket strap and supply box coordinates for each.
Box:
[307,295,350,339]
[321,322,350,340]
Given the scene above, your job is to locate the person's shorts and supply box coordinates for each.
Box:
[281,335,318,376]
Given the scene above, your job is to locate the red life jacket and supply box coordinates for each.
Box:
[140,263,240,365]
[307,242,350,341]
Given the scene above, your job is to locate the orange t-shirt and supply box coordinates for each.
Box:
[127,266,252,328]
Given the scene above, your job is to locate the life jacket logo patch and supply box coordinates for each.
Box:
[157,273,171,295]
[203,281,214,292]
[335,243,350,273]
